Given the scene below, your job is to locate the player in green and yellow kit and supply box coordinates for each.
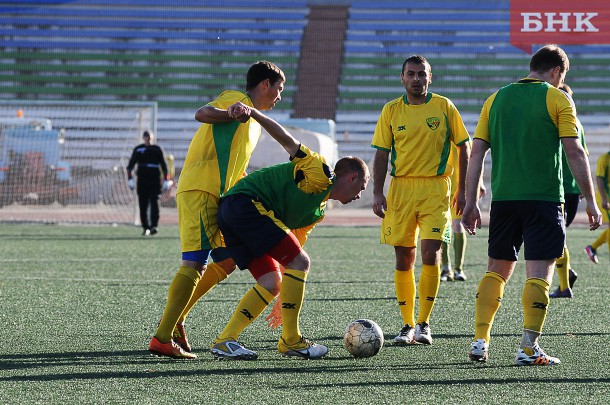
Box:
[585,151,610,263]
[440,143,485,282]
[550,83,588,298]
[463,45,601,366]
[208,102,369,359]
[371,55,471,346]
[148,61,286,359]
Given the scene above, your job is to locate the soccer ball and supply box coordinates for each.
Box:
[343,319,384,358]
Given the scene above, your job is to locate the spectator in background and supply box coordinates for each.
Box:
[127,130,169,236]
[371,55,471,346]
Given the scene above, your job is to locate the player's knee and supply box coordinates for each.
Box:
[216,258,237,275]
[286,250,310,273]
[256,272,282,296]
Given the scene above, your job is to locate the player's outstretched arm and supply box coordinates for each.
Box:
[195,105,245,124]
[228,102,300,157]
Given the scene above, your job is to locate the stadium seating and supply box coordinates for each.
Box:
[0,0,308,111]
[335,0,610,161]
[0,0,609,168]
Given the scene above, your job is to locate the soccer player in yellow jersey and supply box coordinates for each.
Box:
[371,55,471,346]
[440,144,486,282]
[585,151,610,264]
[463,45,601,366]
[148,61,286,359]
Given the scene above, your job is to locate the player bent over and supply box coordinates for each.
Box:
[209,102,370,360]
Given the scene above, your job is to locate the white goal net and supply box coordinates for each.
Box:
[0,100,158,224]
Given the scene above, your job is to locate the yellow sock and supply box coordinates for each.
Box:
[555,246,569,290]
[179,262,228,323]
[522,278,550,334]
[215,284,275,342]
[591,229,608,250]
[416,264,440,324]
[474,272,506,343]
[280,268,308,345]
[394,269,416,326]
[155,266,201,343]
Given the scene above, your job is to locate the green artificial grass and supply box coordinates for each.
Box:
[0,224,608,403]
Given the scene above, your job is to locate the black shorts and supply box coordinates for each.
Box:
[488,200,565,261]
[564,193,580,227]
[218,193,288,269]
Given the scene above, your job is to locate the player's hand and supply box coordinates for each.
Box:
[451,191,466,217]
[228,102,251,123]
[372,194,387,218]
[479,184,487,198]
[461,203,481,235]
[585,201,603,231]
[128,178,134,190]
[265,299,283,329]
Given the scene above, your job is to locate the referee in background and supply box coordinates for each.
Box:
[127,130,170,236]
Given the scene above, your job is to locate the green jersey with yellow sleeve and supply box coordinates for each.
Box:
[474,78,578,202]
[224,144,333,230]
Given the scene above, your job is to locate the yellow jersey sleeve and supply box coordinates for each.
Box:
[291,144,333,195]
[474,92,497,143]
[546,87,578,139]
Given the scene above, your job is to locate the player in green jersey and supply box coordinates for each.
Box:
[463,45,602,366]
[585,151,610,263]
[209,102,369,360]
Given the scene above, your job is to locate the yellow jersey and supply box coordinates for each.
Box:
[177,90,261,196]
[371,92,470,178]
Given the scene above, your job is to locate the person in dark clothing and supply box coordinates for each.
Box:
[127,130,169,236]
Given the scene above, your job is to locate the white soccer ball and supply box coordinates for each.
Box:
[343,319,384,358]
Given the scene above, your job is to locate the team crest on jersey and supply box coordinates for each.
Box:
[426,117,441,129]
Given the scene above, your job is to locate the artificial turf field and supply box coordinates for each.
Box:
[0,223,608,404]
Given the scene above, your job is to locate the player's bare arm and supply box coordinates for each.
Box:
[372,149,389,218]
[461,139,488,235]
[195,105,245,124]
[231,102,300,157]
[452,141,471,216]
[562,137,602,230]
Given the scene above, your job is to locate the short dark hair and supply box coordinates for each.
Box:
[142,130,152,138]
[530,44,570,74]
[402,55,431,74]
[246,61,286,91]
[334,156,369,180]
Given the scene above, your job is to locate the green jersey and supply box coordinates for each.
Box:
[224,144,333,230]
[474,78,578,202]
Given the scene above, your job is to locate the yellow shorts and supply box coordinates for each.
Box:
[381,176,451,247]
[177,190,224,253]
